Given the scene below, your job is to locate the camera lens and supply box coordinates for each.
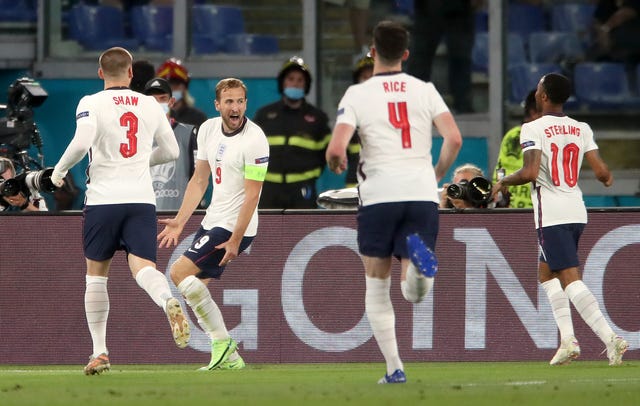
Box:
[0,178,20,197]
[446,183,465,199]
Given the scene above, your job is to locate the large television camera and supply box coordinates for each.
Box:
[0,77,48,173]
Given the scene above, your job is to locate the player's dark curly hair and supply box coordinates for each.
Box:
[540,73,571,105]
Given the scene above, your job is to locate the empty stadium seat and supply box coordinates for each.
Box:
[508,3,546,45]
[573,62,640,109]
[528,32,585,64]
[67,5,138,51]
[508,63,562,103]
[550,3,595,45]
[226,34,279,55]
[472,33,527,73]
[130,5,173,52]
[191,4,244,54]
[0,0,37,22]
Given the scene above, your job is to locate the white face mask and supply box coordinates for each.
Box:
[159,102,170,114]
[172,90,183,102]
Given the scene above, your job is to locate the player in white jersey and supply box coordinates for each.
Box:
[158,78,269,371]
[326,21,462,384]
[50,47,189,375]
[492,73,628,366]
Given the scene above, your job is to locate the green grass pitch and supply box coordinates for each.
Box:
[1,362,639,405]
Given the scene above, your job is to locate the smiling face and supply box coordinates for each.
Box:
[214,86,247,133]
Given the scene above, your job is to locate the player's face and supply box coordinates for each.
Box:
[215,87,247,132]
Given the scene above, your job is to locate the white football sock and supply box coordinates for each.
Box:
[565,280,615,344]
[135,266,172,310]
[178,275,229,340]
[541,278,574,341]
[85,275,109,357]
[365,275,403,375]
[401,263,434,303]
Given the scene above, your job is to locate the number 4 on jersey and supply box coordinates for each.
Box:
[388,102,411,148]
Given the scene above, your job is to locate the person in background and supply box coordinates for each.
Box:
[491,72,628,367]
[253,56,331,209]
[493,89,541,208]
[158,78,269,371]
[50,47,189,375]
[156,58,208,128]
[144,77,197,211]
[439,163,485,209]
[345,53,374,188]
[0,157,48,212]
[323,0,372,63]
[130,60,156,93]
[327,21,462,384]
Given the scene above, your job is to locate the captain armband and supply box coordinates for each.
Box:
[245,164,268,181]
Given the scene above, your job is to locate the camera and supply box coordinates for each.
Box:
[446,176,493,208]
[0,167,58,198]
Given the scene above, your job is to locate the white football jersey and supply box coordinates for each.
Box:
[335,72,449,206]
[197,117,269,236]
[56,88,178,205]
[520,113,599,228]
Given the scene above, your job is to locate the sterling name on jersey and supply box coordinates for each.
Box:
[55,88,178,206]
[520,113,598,228]
[197,116,269,236]
[335,72,449,206]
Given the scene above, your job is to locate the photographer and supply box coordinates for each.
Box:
[0,157,47,212]
[440,163,491,209]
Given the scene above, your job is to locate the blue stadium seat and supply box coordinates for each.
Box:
[528,32,585,64]
[226,34,279,55]
[393,0,414,17]
[191,4,244,54]
[475,8,488,32]
[550,3,595,45]
[130,5,173,52]
[573,63,640,109]
[0,0,37,22]
[508,3,546,45]
[508,63,562,103]
[472,33,527,73]
[68,5,139,51]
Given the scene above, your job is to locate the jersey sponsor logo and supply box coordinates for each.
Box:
[254,156,269,164]
[521,140,535,149]
[76,111,89,120]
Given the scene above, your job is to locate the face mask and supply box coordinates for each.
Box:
[172,90,183,102]
[159,102,170,114]
[283,87,305,100]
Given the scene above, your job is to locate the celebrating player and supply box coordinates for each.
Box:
[326,21,462,383]
[50,47,188,375]
[492,73,628,366]
[158,78,269,371]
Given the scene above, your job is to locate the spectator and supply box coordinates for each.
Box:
[345,53,374,187]
[156,58,208,127]
[590,0,640,65]
[144,77,197,211]
[130,60,156,93]
[406,0,480,113]
[323,0,372,62]
[0,157,48,212]
[440,163,486,209]
[493,89,541,208]
[253,56,331,209]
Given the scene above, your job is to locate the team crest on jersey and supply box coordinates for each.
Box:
[76,111,89,120]
[521,140,535,149]
[255,156,269,164]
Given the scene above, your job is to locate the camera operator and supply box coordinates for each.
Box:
[0,157,47,212]
[440,163,490,209]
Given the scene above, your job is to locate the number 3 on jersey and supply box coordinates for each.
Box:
[119,112,138,158]
[388,101,411,148]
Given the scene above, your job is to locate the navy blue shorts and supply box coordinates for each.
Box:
[184,226,254,279]
[357,201,439,258]
[537,223,585,271]
[83,203,157,262]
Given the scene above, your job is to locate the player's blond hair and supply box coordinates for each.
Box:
[215,78,248,101]
[99,47,133,78]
